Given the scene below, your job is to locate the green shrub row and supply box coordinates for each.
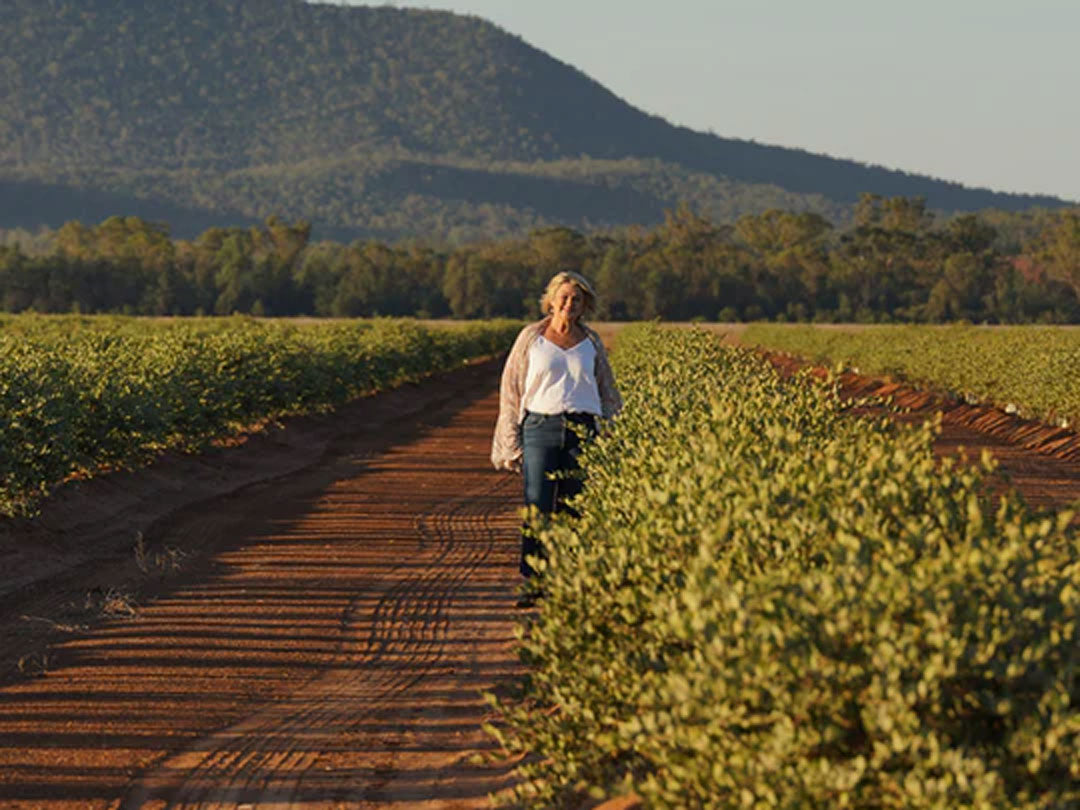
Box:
[492,324,1079,808]
[0,316,519,516]
[741,324,1080,429]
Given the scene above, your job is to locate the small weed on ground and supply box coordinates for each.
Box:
[16,650,51,677]
[133,531,187,577]
[85,586,138,618]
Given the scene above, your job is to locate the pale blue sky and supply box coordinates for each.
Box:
[338,0,1079,202]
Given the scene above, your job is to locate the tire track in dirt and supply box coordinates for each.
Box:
[0,359,507,687]
[123,476,517,808]
[0,361,526,809]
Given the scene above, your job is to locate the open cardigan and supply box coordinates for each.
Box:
[490,317,622,471]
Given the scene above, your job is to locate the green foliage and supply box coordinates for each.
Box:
[1033,210,1080,301]
[0,202,1078,322]
[0,315,519,516]
[742,324,1080,430]
[491,325,1080,808]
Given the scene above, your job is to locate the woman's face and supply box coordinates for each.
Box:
[551,282,585,322]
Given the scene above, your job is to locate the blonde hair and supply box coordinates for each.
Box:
[539,270,597,320]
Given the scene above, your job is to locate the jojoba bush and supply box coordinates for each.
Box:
[492,324,1079,809]
[0,316,519,516]
[743,324,1080,429]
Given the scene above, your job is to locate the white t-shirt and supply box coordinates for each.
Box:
[523,336,603,416]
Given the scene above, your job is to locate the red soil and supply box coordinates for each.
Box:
[767,354,1080,516]
[0,351,1077,809]
[0,358,525,809]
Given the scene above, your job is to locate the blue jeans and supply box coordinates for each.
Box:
[520,411,597,578]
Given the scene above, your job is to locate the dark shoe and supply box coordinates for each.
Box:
[515,588,544,609]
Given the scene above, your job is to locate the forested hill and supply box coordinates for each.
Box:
[1,0,1071,241]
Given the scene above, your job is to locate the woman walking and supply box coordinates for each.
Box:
[491,271,622,603]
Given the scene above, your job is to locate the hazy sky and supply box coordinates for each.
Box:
[340,0,1079,202]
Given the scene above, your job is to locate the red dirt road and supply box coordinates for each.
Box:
[826,364,1080,515]
[1,350,1079,809]
[0,358,524,809]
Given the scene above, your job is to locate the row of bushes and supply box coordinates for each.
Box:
[492,325,1079,808]
[742,324,1080,429]
[0,316,519,516]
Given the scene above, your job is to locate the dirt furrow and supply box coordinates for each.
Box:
[122,443,520,808]
[766,353,1080,515]
[126,480,515,808]
[0,360,525,809]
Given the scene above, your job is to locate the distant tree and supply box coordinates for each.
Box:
[939,214,997,255]
[924,252,986,321]
[1035,209,1080,304]
[524,226,588,277]
[734,209,833,318]
[855,194,933,233]
[292,242,343,316]
[213,233,258,314]
[592,242,635,320]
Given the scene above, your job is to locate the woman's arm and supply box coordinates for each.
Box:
[490,325,535,470]
[587,328,623,419]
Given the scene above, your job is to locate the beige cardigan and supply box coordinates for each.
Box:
[491,317,622,471]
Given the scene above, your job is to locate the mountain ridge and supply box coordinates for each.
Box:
[1,0,1071,241]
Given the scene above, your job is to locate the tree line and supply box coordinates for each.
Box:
[1,196,1077,323]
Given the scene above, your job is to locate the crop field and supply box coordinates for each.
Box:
[741,323,1080,430]
[0,318,1078,808]
[496,324,1080,807]
[0,314,519,516]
